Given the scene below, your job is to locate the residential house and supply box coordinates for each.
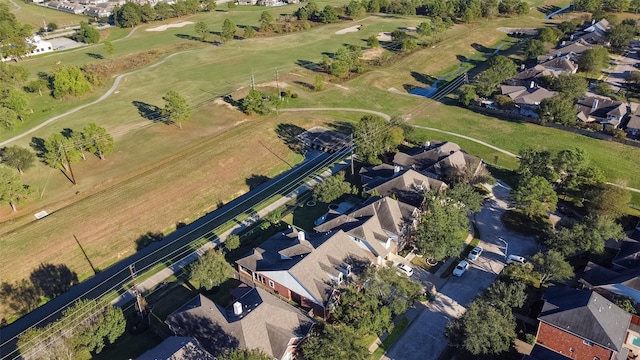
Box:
[237,0,258,5]
[538,39,593,64]
[612,227,640,270]
[577,96,628,128]
[581,261,640,303]
[511,57,578,85]
[627,107,640,137]
[535,286,631,360]
[500,84,557,118]
[573,18,611,45]
[314,196,420,258]
[236,228,371,318]
[359,167,447,207]
[85,3,113,18]
[392,141,484,181]
[137,336,214,360]
[165,285,315,360]
[57,3,86,14]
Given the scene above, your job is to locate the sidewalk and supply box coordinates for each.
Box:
[113,158,350,307]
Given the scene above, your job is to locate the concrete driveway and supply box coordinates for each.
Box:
[604,40,640,92]
[384,181,540,360]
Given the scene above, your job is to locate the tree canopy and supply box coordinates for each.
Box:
[162,90,191,128]
[0,165,32,211]
[82,123,115,160]
[0,3,35,59]
[510,175,557,219]
[415,193,470,260]
[0,146,35,173]
[218,349,273,360]
[530,250,574,284]
[74,22,100,44]
[353,115,404,165]
[538,95,578,126]
[301,323,369,360]
[312,173,352,203]
[189,250,234,290]
[578,47,610,73]
[50,65,93,99]
[221,18,237,42]
[474,55,517,97]
[546,215,625,255]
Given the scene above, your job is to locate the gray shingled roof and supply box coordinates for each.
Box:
[501,85,557,106]
[236,228,371,305]
[137,337,214,360]
[165,287,315,359]
[365,169,447,207]
[628,107,640,130]
[539,287,631,352]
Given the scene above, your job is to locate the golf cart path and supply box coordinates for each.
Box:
[0,49,196,147]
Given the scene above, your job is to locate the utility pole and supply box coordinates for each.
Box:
[251,73,255,90]
[61,143,76,185]
[275,68,281,100]
[350,133,354,176]
[129,264,144,318]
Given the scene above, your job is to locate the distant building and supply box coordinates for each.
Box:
[576,96,628,128]
[500,84,557,118]
[1,35,53,62]
[137,337,214,360]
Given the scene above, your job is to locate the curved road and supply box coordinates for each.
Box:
[0,48,196,147]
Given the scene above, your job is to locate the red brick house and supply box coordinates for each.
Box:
[533,287,632,360]
[235,228,371,318]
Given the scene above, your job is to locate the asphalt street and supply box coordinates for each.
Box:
[384,180,540,360]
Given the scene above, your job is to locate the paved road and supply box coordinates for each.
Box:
[604,40,640,92]
[385,180,539,360]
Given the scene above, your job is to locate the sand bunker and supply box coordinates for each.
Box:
[146,21,194,32]
[377,32,392,41]
[335,25,362,35]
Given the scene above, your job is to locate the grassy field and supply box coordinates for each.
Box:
[2,0,88,27]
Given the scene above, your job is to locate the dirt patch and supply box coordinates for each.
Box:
[256,81,289,88]
[335,25,362,35]
[146,21,194,32]
[334,84,349,90]
[213,97,237,110]
[362,47,384,61]
[377,32,392,41]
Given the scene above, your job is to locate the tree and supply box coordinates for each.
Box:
[0,166,32,211]
[446,300,516,355]
[140,3,156,22]
[41,132,81,172]
[0,87,30,121]
[511,176,557,219]
[0,146,35,174]
[189,250,234,290]
[162,90,191,128]
[616,297,637,314]
[484,280,526,313]
[524,38,546,59]
[446,183,484,213]
[353,115,401,165]
[607,23,636,51]
[301,323,369,360]
[221,18,237,42]
[74,22,100,44]
[224,234,240,252]
[194,21,209,41]
[517,147,557,182]
[553,149,604,206]
[47,22,58,31]
[333,285,393,335]
[312,173,352,203]
[154,2,173,20]
[538,95,577,126]
[538,27,560,44]
[549,74,588,100]
[458,84,477,106]
[474,56,517,96]
[242,25,256,39]
[219,349,272,360]
[314,75,324,91]
[259,11,275,31]
[240,89,269,115]
[0,107,19,129]
[50,65,93,99]
[24,78,48,97]
[18,299,125,359]
[115,2,143,28]
[345,0,366,18]
[546,216,624,255]
[0,4,35,59]
[83,123,114,160]
[227,0,237,9]
[319,5,339,23]
[415,198,469,261]
[103,40,114,57]
[578,47,610,73]
[590,182,632,218]
[366,34,380,48]
[530,250,573,284]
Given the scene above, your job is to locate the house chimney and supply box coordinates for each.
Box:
[520,64,525,70]
[561,40,566,46]
[298,230,305,241]
[424,140,431,149]
[233,301,243,315]
[530,81,535,89]
[592,98,599,111]
[394,165,401,176]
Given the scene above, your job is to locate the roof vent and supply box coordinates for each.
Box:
[298,231,305,241]
[233,301,242,315]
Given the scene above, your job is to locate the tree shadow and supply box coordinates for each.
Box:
[275,123,306,154]
[410,71,437,86]
[175,33,201,41]
[327,121,355,134]
[165,313,240,357]
[246,174,270,190]
[296,59,321,72]
[86,52,104,59]
[134,231,165,251]
[471,42,492,54]
[293,80,314,90]
[132,101,163,122]
[29,137,47,158]
[537,4,561,15]
[29,263,78,298]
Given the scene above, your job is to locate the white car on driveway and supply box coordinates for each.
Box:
[506,255,527,265]
[397,263,414,277]
[452,260,469,277]
[467,246,483,261]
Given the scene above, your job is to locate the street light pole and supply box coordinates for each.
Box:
[498,237,508,260]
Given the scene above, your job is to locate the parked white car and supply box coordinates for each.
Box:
[506,255,527,265]
[452,260,469,277]
[467,246,483,261]
[397,263,414,277]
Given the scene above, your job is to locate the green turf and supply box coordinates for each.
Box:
[3,0,88,27]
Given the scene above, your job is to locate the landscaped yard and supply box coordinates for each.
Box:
[1,0,88,27]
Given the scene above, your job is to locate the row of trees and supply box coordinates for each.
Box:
[574,0,640,15]
[0,3,35,60]
[112,0,215,28]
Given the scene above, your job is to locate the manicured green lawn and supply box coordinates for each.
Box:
[371,317,410,359]
[3,0,88,27]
